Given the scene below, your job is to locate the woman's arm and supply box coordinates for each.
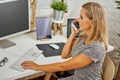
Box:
[21,53,93,72]
[61,33,76,59]
[61,27,80,59]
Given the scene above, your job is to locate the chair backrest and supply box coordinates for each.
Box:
[101,56,115,80]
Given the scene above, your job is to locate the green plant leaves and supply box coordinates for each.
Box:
[115,1,120,9]
[117,33,120,37]
[51,2,67,11]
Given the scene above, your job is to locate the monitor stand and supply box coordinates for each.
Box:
[0,39,16,49]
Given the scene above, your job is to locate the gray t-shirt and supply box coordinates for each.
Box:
[58,38,105,80]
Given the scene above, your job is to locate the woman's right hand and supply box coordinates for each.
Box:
[71,27,80,35]
[71,19,80,36]
[61,19,80,59]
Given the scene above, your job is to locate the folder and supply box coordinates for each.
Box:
[36,17,52,40]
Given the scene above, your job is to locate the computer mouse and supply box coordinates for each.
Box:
[49,44,59,49]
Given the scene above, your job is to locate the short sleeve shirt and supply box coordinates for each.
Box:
[58,38,105,80]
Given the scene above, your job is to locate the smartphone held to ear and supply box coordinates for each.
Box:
[71,22,79,30]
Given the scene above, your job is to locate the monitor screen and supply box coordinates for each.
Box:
[0,0,30,48]
[67,18,81,38]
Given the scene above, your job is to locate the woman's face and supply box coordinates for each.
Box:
[77,8,92,31]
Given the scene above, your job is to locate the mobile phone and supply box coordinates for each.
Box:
[71,22,79,30]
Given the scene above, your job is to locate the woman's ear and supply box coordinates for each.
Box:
[90,19,93,25]
[89,19,93,27]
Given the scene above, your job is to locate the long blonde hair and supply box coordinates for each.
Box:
[81,2,108,51]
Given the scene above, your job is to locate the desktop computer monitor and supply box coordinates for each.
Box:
[0,0,30,48]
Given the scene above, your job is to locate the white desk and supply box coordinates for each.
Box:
[0,27,68,80]
[0,27,114,80]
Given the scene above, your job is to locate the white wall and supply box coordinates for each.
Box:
[67,0,88,18]
[35,0,53,17]
[35,0,120,33]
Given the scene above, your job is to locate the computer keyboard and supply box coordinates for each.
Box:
[10,47,43,72]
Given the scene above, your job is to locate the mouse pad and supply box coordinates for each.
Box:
[36,42,65,57]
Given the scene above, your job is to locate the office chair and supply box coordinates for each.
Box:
[101,56,115,80]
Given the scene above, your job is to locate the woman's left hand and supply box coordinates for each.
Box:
[21,61,39,70]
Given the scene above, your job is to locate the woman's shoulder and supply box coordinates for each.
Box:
[89,41,105,53]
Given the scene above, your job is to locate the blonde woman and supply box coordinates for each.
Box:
[22,2,108,80]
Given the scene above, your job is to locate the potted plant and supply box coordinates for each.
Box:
[51,1,67,21]
[115,0,120,9]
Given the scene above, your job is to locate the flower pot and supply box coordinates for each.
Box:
[54,10,64,21]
